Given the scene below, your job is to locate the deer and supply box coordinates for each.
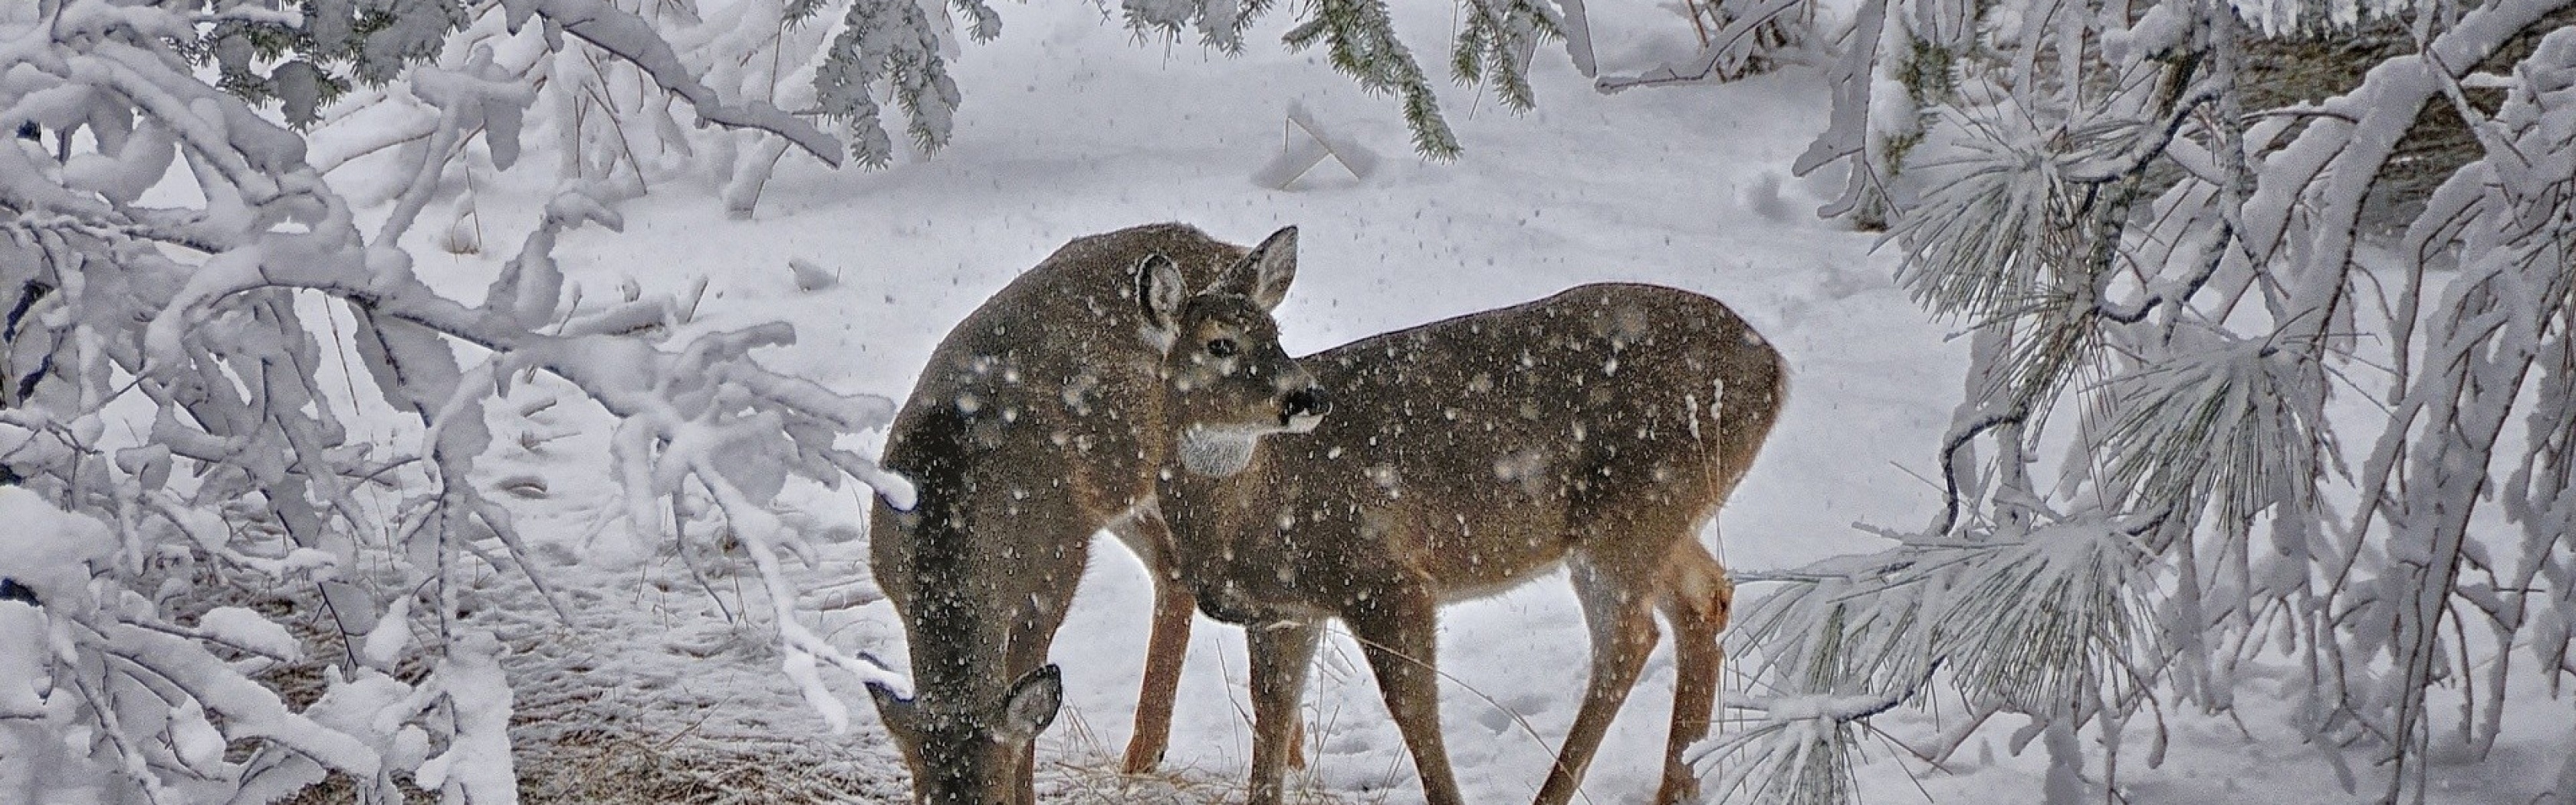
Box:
[863,223,1329,805]
[1148,281,1788,805]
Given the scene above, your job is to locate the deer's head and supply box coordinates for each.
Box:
[1138,227,1329,477]
[868,662,1062,805]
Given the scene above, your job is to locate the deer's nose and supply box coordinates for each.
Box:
[1283,386,1330,421]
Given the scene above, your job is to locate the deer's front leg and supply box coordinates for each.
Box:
[1346,582,1464,805]
[1245,619,1322,805]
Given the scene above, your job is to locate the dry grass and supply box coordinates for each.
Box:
[236,572,909,803]
[1037,708,1386,805]
[192,435,1398,805]
[275,713,1378,805]
[1040,750,1385,805]
[278,730,906,805]
[508,729,907,804]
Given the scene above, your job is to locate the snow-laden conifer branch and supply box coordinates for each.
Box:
[2098,327,2325,529]
[1109,0,1611,156]
[1453,0,1562,112]
[1692,662,1937,805]
[813,0,963,167]
[1120,0,1278,53]
[1734,0,2576,800]
[1283,0,1460,159]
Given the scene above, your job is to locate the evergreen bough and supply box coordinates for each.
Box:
[1283,0,1460,159]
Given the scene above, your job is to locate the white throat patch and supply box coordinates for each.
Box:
[1178,426,1264,477]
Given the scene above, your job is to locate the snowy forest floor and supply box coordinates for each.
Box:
[307,1,2576,802]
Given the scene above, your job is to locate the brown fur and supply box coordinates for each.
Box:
[1155,283,1787,805]
[867,224,1319,804]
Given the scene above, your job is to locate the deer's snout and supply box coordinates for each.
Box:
[1281,385,1329,432]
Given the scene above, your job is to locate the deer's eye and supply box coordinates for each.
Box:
[1206,338,1239,358]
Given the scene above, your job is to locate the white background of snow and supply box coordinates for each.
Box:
[340,0,2576,801]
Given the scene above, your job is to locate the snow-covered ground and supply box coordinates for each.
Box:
[380,2,2571,803]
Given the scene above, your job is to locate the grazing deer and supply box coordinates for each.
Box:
[864,224,1329,805]
[1152,282,1786,805]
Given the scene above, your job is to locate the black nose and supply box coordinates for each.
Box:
[1283,386,1330,419]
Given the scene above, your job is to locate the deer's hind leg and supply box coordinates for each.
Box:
[1654,540,1733,805]
[1110,508,1194,774]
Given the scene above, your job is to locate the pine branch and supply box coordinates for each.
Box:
[1121,0,1279,54]
[813,0,963,166]
[1452,0,1560,112]
[1283,0,1460,159]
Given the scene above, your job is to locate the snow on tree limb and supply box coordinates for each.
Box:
[813,0,964,166]
[2238,0,2568,276]
[1592,0,1808,93]
[501,0,846,168]
[1783,0,1888,219]
[4,3,912,800]
[140,221,900,472]
[1737,0,2576,800]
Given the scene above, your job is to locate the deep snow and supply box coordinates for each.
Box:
[350,0,2573,802]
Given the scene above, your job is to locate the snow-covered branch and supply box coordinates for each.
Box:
[505,0,843,167]
[2,3,912,800]
[1733,0,2576,800]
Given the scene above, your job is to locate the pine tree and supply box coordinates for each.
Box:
[1735,0,2576,801]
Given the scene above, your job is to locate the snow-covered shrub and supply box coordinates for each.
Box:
[1735,0,2576,801]
[0,1,907,801]
[270,0,849,219]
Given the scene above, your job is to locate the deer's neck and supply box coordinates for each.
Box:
[1156,443,1298,625]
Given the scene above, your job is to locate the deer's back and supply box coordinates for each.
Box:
[1198,283,1785,606]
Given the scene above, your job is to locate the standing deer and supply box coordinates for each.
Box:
[864,223,1329,805]
[1152,282,1787,805]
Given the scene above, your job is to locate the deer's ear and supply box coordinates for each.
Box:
[1211,226,1298,310]
[994,664,1063,742]
[867,681,918,736]
[1136,254,1188,345]
[866,681,928,774]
